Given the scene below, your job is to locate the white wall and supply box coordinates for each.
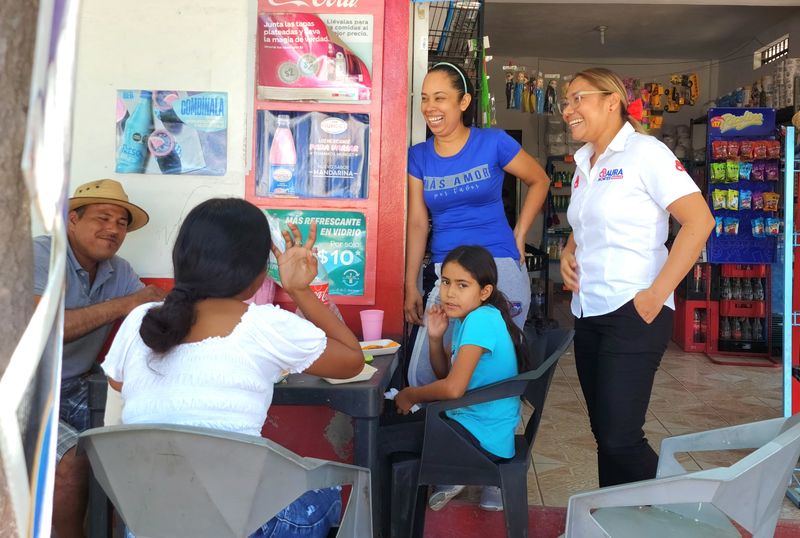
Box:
[67,0,256,277]
[716,12,800,95]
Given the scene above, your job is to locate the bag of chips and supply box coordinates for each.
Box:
[751,162,765,181]
[752,191,764,210]
[740,190,752,210]
[738,162,753,181]
[766,140,781,160]
[712,189,727,210]
[753,141,768,159]
[726,189,739,211]
[739,140,754,161]
[765,161,779,181]
[751,217,765,238]
[710,162,727,183]
[715,216,724,237]
[711,140,727,160]
[766,217,780,236]
[726,161,740,183]
[763,192,780,212]
[724,217,739,236]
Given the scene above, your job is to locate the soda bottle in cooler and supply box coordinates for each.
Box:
[268,115,298,196]
[742,277,753,301]
[753,278,764,301]
[732,318,742,340]
[720,316,731,340]
[731,278,742,300]
[742,318,753,340]
[692,310,704,343]
[721,278,732,300]
[753,317,763,341]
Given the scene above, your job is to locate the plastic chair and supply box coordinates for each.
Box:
[390,327,574,538]
[564,414,800,538]
[78,424,372,538]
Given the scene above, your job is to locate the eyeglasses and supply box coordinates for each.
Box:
[557,91,613,115]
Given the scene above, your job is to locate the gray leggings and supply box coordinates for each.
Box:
[407,257,530,387]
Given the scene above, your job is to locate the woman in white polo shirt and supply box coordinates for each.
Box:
[559,68,714,487]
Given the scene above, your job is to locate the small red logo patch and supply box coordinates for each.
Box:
[675,160,685,172]
[574,175,580,188]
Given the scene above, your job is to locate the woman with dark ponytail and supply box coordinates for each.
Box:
[101,198,363,537]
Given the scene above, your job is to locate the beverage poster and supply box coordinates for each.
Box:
[257,12,373,102]
[115,90,228,175]
[256,110,369,199]
[266,209,366,296]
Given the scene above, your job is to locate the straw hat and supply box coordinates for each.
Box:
[68,179,149,232]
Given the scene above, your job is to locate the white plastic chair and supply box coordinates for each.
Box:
[78,424,372,538]
[565,414,800,538]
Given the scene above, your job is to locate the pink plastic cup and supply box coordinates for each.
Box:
[360,309,384,341]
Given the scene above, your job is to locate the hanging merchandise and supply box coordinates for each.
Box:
[535,73,545,114]
[706,108,780,263]
[544,75,559,114]
[513,70,525,111]
[504,71,514,109]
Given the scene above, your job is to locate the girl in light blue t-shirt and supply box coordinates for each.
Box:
[394,245,526,512]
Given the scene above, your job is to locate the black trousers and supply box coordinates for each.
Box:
[573,299,673,487]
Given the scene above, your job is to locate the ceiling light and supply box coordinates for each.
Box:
[595,25,608,45]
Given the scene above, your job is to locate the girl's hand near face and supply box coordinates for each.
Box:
[272,222,318,293]
[426,304,449,339]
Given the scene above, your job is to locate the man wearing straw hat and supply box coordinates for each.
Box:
[33,179,166,538]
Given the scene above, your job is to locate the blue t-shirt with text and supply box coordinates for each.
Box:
[408,128,522,263]
[446,305,520,459]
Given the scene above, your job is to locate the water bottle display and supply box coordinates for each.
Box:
[256,110,369,199]
[116,90,154,173]
[116,89,228,175]
[268,115,298,196]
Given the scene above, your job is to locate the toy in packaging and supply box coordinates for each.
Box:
[738,162,753,181]
[710,162,726,183]
[740,190,752,210]
[726,189,739,211]
[763,192,780,212]
[725,161,739,182]
[751,217,765,238]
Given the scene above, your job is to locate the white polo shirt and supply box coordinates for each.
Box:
[567,122,699,318]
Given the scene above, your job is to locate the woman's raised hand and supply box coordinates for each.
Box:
[272,222,319,293]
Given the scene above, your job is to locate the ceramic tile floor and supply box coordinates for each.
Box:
[457,294,798,519]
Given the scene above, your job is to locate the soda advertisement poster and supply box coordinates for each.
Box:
[266,209,366,296]
[257,12,373,102]
[256,110,369,199]
[116,90,228,175]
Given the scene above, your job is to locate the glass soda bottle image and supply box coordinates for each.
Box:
[116,90,154,173]
[268,115,298,196]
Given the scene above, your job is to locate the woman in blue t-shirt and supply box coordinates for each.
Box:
[393,245,527,512]
[405,62,549,387]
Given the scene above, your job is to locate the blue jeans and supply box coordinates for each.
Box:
[60,374,91,432]
[124,487,341,538]
[250,487,342,538]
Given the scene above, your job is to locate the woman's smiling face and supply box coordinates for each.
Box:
[420,70,470,138]
[562,76,617,145]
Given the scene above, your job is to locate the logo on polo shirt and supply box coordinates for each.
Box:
[574,175,580,189]
[597,167,624,181]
